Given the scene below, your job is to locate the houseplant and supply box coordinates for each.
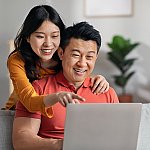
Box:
[107,35,139,102]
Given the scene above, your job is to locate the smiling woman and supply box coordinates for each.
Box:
[27,20,60,63]
[27,20,60,68]
[5,5,66,114]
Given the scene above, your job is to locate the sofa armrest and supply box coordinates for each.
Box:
[137,104,150,150]
[0,110,15,150]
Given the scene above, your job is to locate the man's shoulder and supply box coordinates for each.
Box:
[108,87,116,92]
[104,87,117,95]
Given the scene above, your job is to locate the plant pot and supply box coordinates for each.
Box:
[118,94,133,103]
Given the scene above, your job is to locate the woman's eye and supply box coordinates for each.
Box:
[52,35,59,38]
[36,35,44,38]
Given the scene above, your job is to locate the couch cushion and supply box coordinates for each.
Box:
[0,110,15,150]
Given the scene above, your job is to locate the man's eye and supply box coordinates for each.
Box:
[86,56,94,60]
[72,54,80,57]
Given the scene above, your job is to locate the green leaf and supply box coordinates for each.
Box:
[107,35,139,94]
[113,71,135,88]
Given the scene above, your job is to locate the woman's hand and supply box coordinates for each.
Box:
[56,92,85,107]
[91,75,109,94]
[44,92,85,107]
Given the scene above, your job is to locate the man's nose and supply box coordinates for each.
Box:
[77,57,87,67]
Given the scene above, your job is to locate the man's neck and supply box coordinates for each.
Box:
[72,82,84,91]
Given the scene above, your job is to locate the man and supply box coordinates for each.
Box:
[13,22,119,150]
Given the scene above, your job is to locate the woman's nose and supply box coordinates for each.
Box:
[43,38,52,47]
[43,42,51,47]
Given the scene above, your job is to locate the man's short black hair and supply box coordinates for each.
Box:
[60,21,101,54]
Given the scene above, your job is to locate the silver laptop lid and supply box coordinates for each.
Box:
[63,103,142,150]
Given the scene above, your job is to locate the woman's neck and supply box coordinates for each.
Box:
[41,59,58,69]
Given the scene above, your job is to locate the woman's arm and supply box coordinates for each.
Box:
[43,91,85,107]
[13,117,63,150]
[7,52,46,113]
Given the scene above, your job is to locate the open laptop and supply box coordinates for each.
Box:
[63,103,142,150]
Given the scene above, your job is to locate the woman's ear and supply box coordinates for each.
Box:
[57,47,64,60]
[27,36,30,43]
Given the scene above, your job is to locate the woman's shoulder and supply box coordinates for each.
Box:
[8,51,22,60]
[7,51,24,66]
[8,51,23,63]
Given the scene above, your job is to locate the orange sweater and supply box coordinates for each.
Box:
[5,51,56,118]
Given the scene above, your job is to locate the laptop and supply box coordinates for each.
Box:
[63,103,142,150]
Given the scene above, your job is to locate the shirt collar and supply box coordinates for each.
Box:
[55,71,91,88]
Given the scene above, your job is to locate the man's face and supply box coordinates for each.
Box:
[58,38,98,87]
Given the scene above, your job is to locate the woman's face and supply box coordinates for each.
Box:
[27,20,60,63]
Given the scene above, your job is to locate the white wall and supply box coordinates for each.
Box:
[0,0,150,107]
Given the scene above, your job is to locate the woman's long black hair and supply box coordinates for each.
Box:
[10,5,65,82]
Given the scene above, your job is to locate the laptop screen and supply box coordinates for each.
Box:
[63,103,142,150]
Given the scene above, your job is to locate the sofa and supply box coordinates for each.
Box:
[0,104,150,150]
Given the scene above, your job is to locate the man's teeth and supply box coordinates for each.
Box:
[74,69,85,73]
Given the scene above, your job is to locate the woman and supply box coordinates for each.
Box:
[5,5,109,117]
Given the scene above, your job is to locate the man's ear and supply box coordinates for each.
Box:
[57,47,64,60]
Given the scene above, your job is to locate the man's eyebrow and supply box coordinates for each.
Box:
[72,49,96,54]
[88,51,96,54]
[72,49,80,52]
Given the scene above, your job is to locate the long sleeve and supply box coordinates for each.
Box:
[5,52,54,118]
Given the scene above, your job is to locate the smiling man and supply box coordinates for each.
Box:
[13,22,119,150]
[59,38,97,88]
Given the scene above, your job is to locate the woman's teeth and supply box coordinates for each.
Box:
[41,49,52,53]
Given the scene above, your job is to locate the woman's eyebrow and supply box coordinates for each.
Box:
[34,30,60,34]
[34,31,44,34]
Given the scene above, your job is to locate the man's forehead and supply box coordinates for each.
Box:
[66,38,97,53]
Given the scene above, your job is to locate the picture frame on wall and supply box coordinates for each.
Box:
[84,0,133,17]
